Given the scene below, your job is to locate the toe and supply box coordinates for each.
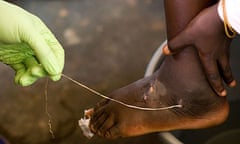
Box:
[92,113,108,134]
[98,115,115,137]
[91,106,105,123]
[90,108,105,133]
[96,99,109,109]
[104,125,121,139]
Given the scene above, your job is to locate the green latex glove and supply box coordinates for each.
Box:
[0,0,64,86]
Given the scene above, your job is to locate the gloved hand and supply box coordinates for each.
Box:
[0,0,64,86]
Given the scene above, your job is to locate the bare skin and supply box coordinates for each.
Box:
[89,0,230,139]
[164,2,236,96]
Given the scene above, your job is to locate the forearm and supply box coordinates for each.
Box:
[164,0,217,39]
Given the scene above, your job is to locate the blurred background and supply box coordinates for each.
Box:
[0,0,239,144]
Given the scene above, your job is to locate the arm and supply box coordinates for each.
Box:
[164,0,216,39]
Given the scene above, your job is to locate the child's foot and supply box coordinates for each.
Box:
[89,47,229,139]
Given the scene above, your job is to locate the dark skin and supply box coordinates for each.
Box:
[164,0,236,96]
[89,0,230,139]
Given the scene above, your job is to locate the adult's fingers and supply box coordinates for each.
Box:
[24,56,47,78]
[199,53,226,96]
[11,63,38,86]
[164,27,192,55]
[32,15,64,81]
[18,57,46,86]
[10,57,47,86]
[218,54,236,87]
[20,15,64,81]
[11,63,26,85]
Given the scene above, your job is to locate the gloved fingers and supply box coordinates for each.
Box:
[24,56,47,78]
[10,63,26,85]
[199,53,226,96]
[49,74,62,82]
[164,27,193,55]
[10,57,47,86]
[32,16,64,66]
[31,15,64,81]
[23,57,58,86]
[218,54,236,87]
[18,71,39,86]
[11,63,38,86]
[20,16,63,80]
[22,29,59,76]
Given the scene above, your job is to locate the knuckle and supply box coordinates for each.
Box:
[199,52,212,60]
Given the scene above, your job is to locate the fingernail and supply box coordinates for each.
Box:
[229,80,237,88]
[163,45,171,55]
[220,89,227,97]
